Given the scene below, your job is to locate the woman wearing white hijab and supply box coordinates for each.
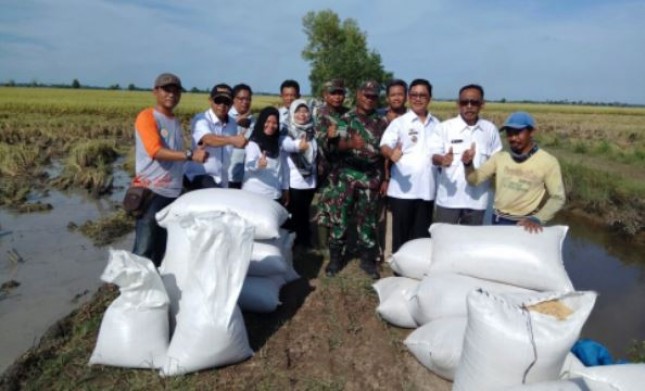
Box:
[282,99,318,249]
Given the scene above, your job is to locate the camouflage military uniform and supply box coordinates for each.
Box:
[314,105,349,228]
[327,109,387,256]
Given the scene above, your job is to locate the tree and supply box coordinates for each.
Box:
[301,10,392,97]
[109,83,121,90]
[127,83,137,91]
[71,79,81,89]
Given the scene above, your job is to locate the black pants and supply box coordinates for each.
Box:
[388,197,434,253]
[287,187,316,247]
[184,175,219,191]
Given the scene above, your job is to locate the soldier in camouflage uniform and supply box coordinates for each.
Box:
[314,80,350,247]
[325,81,389,279]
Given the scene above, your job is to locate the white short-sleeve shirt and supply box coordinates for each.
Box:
[184,109,238,186]
[427,115,502,209]
[379,110,439,201]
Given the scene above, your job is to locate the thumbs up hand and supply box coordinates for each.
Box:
[258,150,268,169]
[390,142,403,162]
[298,135,309,152]
[442,147,454,167]
[462,142,476,165]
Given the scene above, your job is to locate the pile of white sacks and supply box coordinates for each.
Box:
[88,189,296,376]
[374,223,644,390]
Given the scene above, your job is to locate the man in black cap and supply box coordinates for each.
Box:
[131,73,208,266]
[184,83,247,190]
[324,81,388,279]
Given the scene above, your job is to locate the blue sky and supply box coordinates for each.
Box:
[1,0,644,104]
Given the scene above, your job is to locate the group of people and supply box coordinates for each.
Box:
[131,72,566,280]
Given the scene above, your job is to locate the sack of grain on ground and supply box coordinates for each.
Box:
[160,212,254,376]
[89,249,170,369]
[238,275,284,313]
[386,237,432,280]
[453,290,597,391]
[428,223,573,291]
[372,276,419,328]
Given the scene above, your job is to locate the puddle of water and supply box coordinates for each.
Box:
[0,189,133,373]
[558,213,645,360]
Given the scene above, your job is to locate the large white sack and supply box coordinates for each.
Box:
[89,249,170,369]
[428,223,573,291]
[156,188,288,239]
[248,241,289,277]
[373,277,419,328]
[258,229,299,283]
[386,238,432,280]
[453,290,597,391]
[161,212,255,376]
[238,275,284,313]
[404,317,467,380]
[569,363,645,391]
[413,274,535,325]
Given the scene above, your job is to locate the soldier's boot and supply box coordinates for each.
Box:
[325,241,344,277]
[359,247,380,280]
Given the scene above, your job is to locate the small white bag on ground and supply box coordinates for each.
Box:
[373,277,419,328]
[413,273,535,325]
[453,290,597,391]
[428,223,573,291]
[156,188,288,240]
[238,275,284,313]
[160,212,255,376]
[404,317,467,380]
[386,238,432,280]
[89,249,170,369]
[569,363,645,391]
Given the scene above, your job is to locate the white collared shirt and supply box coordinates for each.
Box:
[184,108,238,186]
[379,110,439,201]
[427,115,502,209]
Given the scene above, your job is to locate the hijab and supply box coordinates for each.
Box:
[249,106,280,158]
[286,99,315,177]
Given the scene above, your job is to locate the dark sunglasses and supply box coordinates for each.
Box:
[459,99,482,107]
[213,97,232,105]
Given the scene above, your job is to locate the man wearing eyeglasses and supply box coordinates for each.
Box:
[184,83,247,190]
[228,83,255,189]
[380,79,440,253]
[428,84,502,225]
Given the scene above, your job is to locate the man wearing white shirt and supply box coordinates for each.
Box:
[429,84,502,225]
[278,79,301,127]
[228,83,255,189]
[380,79,439,253]
[184,84,246,189]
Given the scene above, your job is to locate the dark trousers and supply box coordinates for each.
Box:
[434,205,485,225]
[132,193,175,267]
[184,175,219,191]
[287,187,316,247]
[388,197,434,253]
[228,181,242,189]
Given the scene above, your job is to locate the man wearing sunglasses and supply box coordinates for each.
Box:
[429,84,502,225]
[184,83,247,190]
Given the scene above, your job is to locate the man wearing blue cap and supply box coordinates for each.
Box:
[461,111,565,232]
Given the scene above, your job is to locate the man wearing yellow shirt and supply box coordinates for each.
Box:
[461,112,565,233]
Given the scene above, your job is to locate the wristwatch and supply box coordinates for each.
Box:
[185,149,193,161]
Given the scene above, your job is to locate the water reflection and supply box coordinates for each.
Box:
[558,212,645,359]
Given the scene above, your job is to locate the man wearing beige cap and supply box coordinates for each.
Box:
[131,73,208,267]
[324,81,388,279]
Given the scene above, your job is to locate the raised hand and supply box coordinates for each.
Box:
[327,122,338,138]
[258,150,268,169]
[230,133,247,149]
[350,132,366,150]
[462,142,476,165]
[442,147,454,167]
[193,144,209,163]
[298,135,309,152]
[390,142,403,162]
